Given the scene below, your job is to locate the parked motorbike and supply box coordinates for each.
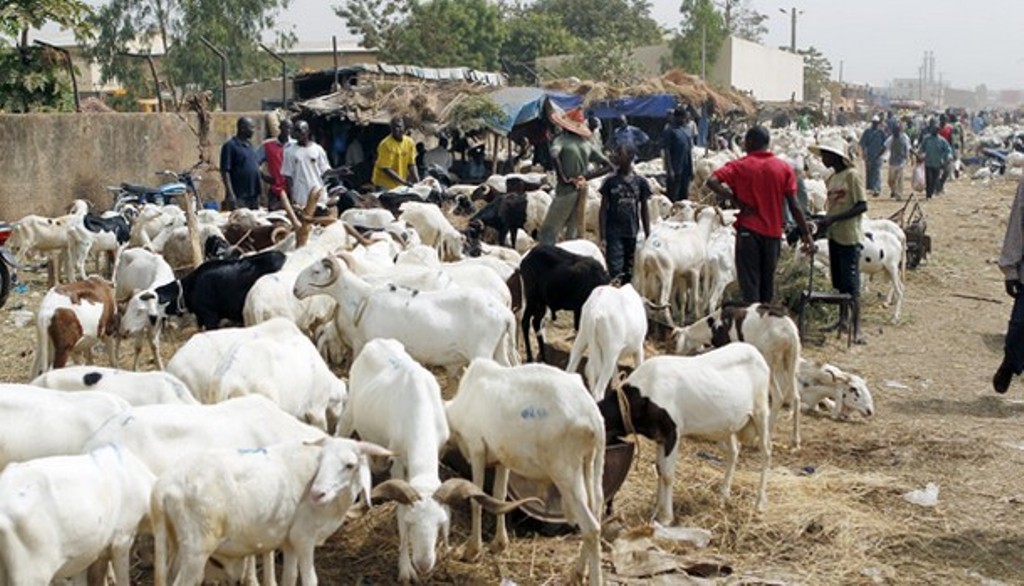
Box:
[0,222,18,309]
[107,163,203,212]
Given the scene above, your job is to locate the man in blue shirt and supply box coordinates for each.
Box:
[859,116,887,196]
[661,108,693,202]
[220,116,261,210]
[612,115,649,152]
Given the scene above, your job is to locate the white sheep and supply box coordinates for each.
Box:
[798,358,875,420]
[29,366,197,406]
[446,359,605,585]
[0,445,155,586]
[607,344,772,523]
[565,284,647,400]
[339,339,527,583]
[398,201,463,262]
[673,302,803,449]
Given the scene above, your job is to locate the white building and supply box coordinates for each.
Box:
[709,36,804,102]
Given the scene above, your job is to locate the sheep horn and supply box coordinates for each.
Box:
[432,478,542,514]
[371,479,421,505]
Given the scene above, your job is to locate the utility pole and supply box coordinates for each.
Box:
[839,60,843,84]
[779,7,803,53]
[701,24,707,80]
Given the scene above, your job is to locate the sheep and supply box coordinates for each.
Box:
[599,343,772,523]
[151,437,389,586]
[565,284,647,400]
[294,255,518,376]
[672,302,803,449]
[165,320,346,432]
[798,358,875,420]
[340,339,529,583]
[859,230,905,322]
[112,247,175,370]
[0,384,131,469]
[32,276,118,377]
[446,358,605,585]
[398,201,463,262]
[512,245,610,363]
[0,445,155,586]
[29,366,197,406]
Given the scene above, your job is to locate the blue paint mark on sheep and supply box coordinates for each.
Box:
[238,447,268,456]
[520,407,548,420]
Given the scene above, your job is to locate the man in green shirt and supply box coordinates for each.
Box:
[538,106,611,244]
[810,142,868,344]
[918,123,952,199]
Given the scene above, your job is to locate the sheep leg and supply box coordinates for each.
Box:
[490,465,510,553]
[398,507,415,584]
[150,324,165,370]
[520,307,535,363]
[279,549,298,586]
[110,539,132,586]
[533,311,547,364]
[296,544,318,586]
[262,551,278,586]
[463,450,487,562]
[654,441,679,525]
[561,476,602,586]
[720,435,740,503]
[756,414,772,513]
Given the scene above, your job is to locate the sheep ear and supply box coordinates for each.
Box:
[358,442,393,461]
[432,478,542,514]
[303,437,328,447]
[371,479,421,505]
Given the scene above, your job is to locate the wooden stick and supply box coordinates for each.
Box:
[951,292,1003,305]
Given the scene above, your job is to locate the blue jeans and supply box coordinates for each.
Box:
[1005,290,1024,374]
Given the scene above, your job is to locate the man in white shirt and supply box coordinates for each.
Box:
[282,120,331,211]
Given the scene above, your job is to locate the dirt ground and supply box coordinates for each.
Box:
[2,172,1024,585]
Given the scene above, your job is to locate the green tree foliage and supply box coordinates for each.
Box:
[530,0,661,45]
[556,38,644,85]
[500,9,578,82]
[86,0,294,109]
[723,0,768,44]
[669,0,728,75]
[0,0,92,112]
[798,45,831,101]
[386,0,504,70]
[333,0,412,54]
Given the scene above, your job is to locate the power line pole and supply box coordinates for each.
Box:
[778,7,804,53]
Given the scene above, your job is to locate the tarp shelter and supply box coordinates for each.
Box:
[588,94,678,119]
[487,87,582,134]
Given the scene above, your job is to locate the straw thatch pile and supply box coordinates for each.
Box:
[544,69,756,116]
[293,80,494,129]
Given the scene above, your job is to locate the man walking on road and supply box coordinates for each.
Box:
[884,120,912,200]
[918,123,952,199]
[860,115,886,196]
[995,176,1024,394]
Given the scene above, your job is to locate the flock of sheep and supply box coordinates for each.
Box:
[0,125,900,585]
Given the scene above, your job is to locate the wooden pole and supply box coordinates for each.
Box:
[296,187,322,247]
[183,193,201,269]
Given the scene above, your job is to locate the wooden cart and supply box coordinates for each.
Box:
[888,194,931,269]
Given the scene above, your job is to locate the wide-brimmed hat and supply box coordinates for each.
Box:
[809,141,853,167]
[548,102,592,138]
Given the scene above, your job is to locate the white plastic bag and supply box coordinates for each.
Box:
[912,162,926,192]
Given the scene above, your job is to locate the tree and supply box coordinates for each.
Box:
[721,0,767,43]
[798,45,831,101]
[0,0,93,112]
[85,0,294,110]
[333,0,412,53]
[385,0,504,70]
[500,8,578,83]
[669,0,728,75]
[531,0,662,46]
[556,37,643,85]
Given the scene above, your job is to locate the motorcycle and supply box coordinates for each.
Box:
[107,163,203,213]
[0,222,18,309]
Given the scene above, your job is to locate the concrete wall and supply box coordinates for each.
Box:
[711,37,804,102]
[0,112,268,221]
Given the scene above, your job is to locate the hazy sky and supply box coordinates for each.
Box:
[43,0,1024,91]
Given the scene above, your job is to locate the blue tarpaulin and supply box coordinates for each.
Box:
[588,94,678,119]
[487,87,583,134]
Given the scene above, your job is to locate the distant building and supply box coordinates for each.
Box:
[709,37,804,102]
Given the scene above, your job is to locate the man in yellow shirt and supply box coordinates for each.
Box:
[372,117,419,190]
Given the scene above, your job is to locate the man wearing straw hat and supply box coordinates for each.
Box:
[809,140,868,344]
[707,126,813,305]
[539,105,611,245]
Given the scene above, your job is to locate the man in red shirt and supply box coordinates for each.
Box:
[707,126,813,303]
[257,118,295,211]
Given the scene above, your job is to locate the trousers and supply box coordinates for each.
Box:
[538,192,580,244]
[735,229,781,304]
[1005,290,1024,374]
[605,234,637,282]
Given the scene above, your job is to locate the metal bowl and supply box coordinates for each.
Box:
[507,442,635,524]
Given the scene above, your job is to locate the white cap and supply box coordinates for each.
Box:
[871,115,880,122]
